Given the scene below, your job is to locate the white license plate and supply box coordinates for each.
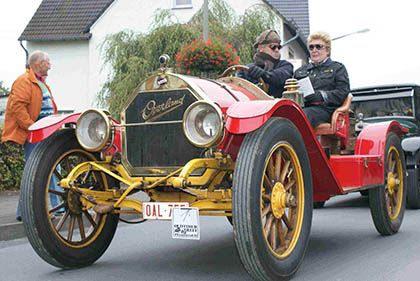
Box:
[142,202,189,220]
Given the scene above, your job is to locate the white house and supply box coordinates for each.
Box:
[19,0,310,113]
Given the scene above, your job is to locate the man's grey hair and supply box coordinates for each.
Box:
[28,50,49,65]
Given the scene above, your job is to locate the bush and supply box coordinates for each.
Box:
[0,126,25,191]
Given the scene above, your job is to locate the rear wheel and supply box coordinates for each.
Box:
[21,129,119,268]
[233,117,312,280]
[369,132,406,235]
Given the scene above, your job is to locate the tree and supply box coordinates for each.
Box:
[0,81,9,96]
[98,0,280,118]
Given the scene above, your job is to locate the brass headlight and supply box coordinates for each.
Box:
[183,101,224,148]
[76,109,112,152]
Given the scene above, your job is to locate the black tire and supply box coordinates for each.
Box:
[313,201,326,208]
[406,157,420,209]
[232,117,313,281]
[369,132,406,235]
[21,129,119,269]
[360,190,369,196]
[226,211,233,226]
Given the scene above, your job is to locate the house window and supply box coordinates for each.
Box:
[173,0,192,9]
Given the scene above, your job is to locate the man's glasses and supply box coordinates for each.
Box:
[309,44,326,51]
[269,44,281,51]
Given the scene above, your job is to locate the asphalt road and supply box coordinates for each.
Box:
[1,193,420,281]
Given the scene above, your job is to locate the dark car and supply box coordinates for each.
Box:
[351,84,420,208]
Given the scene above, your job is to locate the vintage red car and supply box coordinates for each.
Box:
[21,56,407,280]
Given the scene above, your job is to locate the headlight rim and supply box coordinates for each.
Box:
[183,101,225,148]
[76,109,112,152]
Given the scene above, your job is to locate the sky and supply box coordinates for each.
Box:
[0,0,419,90]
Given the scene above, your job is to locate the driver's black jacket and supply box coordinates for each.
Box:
[237,60,293,98]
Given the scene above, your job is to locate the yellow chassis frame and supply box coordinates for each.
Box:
[60,153,235,217]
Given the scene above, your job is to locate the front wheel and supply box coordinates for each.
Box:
[21,129,119,268]
[369,132,406,235]
[233,117,313,281]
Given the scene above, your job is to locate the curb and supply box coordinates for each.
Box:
[0,222,25,241]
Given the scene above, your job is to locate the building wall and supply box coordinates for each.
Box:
[27,40,89,112]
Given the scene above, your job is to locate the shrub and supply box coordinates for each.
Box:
[175,37,240,78]
[0,126,25,191]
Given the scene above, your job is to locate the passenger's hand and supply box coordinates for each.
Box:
[305,92,324,103]
[248,65,265,80]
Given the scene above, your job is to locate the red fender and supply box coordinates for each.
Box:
[224,99,345,201]
[27,113,121,154]
[27,113,81,143]
[355,120,407,156]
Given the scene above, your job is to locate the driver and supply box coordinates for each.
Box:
[237,29,293,98]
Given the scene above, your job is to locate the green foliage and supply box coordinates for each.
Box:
[98,0,280,118]
[0,127,25,191]
[0,81,9,96]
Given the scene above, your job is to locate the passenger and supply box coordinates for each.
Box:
[294,31,350,127]
[238,29,293,98]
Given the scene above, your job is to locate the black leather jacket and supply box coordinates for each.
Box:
[294,58,350,113]
[238,60,293,98]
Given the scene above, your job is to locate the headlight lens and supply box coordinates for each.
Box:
[183,101,224,147]
[76,109,111,151]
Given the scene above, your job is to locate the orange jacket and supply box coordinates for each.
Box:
[1,68,57,145]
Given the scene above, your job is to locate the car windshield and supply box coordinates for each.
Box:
[351,96,414,118]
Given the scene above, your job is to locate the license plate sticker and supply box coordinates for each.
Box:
[142,202,189,220]
[172,207,200,240]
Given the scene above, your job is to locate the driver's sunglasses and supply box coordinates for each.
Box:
[269,44,281,51]
[309,44,326,51]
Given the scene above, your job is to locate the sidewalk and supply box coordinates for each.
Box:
[0,190,24,241]
[0,190,147,242]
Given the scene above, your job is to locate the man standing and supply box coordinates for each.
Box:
[238,29,293,98]
[2,50,58,221]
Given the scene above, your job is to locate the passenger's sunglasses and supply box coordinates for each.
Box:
[269,44,281,51]
[308,44,326,51]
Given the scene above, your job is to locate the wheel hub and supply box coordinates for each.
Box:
[271,182,296,218]
[387,172,397,195]
[67,190,83,215]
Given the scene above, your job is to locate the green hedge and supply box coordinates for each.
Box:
[0,126,25,191]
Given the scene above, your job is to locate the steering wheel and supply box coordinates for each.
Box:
[220,65,268,93]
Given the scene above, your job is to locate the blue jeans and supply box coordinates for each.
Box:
[16,141,64,218]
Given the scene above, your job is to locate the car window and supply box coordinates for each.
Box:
[352,96,414,118]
